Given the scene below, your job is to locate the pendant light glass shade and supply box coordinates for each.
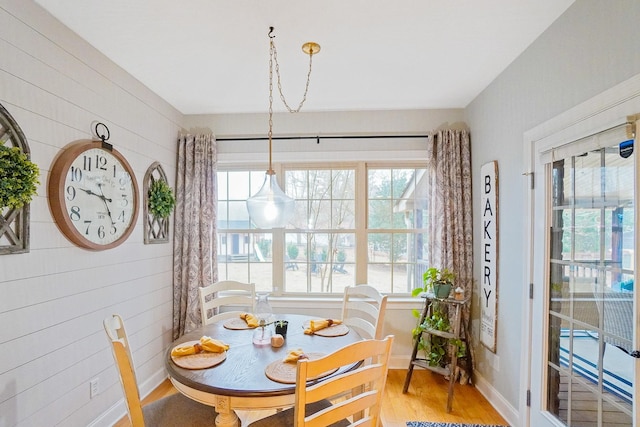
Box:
[246,173,294,228]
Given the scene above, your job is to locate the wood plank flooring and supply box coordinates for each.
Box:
[557,369,633,427]
[114,369,509,427]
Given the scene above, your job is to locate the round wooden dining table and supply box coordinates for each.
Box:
[165,314,363,427]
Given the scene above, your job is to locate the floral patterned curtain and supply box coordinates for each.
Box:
[427,129,474,377]
[172,133,217,339]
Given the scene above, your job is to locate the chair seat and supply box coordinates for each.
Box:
[248,400,350,427]
[142,393,218,426]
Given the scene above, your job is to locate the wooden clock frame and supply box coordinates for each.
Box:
[48,140,139,250]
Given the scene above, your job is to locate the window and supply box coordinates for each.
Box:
[216,163,428,295]
[367,167,428,293]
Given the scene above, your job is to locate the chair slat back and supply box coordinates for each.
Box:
[341,285,388,340]
[199,281,255,325]
[294,335,394,427]
[103,314,146,427]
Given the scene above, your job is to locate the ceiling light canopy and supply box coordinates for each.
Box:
[246,27,320,229]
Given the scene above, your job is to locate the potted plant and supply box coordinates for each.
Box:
[0,142,40,210]
[148,180,175,218]
[274,320,288,337]
[413,266,456,299]
[410,267,465,368]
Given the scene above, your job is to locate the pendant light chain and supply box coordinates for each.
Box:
[246,27,317,229]
[267,35,275,174]
[270,36,315,114]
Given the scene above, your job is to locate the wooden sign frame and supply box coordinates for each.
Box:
[480,161,499,352]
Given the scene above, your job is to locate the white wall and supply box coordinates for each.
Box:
[466,0,640,423]
[0,1,184,426]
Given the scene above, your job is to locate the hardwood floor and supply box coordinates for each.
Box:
[114,369,509,426]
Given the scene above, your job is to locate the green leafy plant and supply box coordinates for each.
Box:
[411,280,467,368]
[148,180,175,218]
[412,302,452,367]
[0,142,40,209]
[411,266,456,299]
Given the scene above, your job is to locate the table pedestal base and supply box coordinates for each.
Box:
[214,395,239,427]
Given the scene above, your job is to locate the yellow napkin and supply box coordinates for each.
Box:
[303,319,343,335]
[283,349,309,363]
[200,336,230,353]
[171,336,229,357]
[240,312,259,328]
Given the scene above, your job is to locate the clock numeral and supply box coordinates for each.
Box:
[120,195,129,207]
[97,225,105,239]
[70,166,83,182]
[96,154,107,171]
[119,173,130,186]
[84,220,91,234]
[65,185,76,201]
[113,164,117,178]
[70,206,81,221]
[84,154,107,171]
[110,225,118,235]
[117,210,126,222]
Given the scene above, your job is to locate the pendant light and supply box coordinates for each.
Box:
[246,27,320,229]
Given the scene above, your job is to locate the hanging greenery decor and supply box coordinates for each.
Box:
[0,141,40,209]
[147,179,175,218]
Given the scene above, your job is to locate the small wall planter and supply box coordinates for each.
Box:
[143,162,174,244]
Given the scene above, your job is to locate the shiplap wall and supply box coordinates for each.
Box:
[0,1,184,426]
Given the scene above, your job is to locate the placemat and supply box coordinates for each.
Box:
[223,317,255,330]
[264,352,337,384]
[170,341,227,369]
[303,321,349,337]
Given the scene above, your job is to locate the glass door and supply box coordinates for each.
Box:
[532,142,636,426]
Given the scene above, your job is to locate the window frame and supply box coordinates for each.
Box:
[217,156,428,296]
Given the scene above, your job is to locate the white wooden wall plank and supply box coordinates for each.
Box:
[0,1,182,425]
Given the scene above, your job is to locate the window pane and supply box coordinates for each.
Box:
[368,167,427,230]
[229,171,251,200]
[218,172,228,199]
[284,232,355,293]
[368,231,426,293]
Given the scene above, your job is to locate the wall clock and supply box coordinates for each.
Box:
[48,139,139,250]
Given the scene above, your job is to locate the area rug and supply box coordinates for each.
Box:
[407,423,509,427]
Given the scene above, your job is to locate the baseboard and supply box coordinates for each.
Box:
[88,367,169,427]
[390,354,411,370]
[474,371,519,426]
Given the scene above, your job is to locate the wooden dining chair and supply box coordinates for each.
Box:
[198,280,256,325]
[341,284,388,339]
[248,335,394,427]
[103,314,218,427]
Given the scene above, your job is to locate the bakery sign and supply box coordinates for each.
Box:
[480,161,498,353]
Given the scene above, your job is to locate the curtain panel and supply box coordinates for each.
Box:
[172,133,217,339]
[427,129,474,376]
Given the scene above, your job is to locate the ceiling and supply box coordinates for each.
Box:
[35,0,574,115]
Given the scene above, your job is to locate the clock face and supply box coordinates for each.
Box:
[49,141,139,250]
